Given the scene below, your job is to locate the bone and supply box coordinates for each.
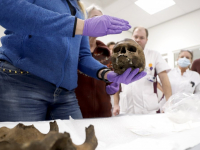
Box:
[0,122,98,150]
[111,38,145,75]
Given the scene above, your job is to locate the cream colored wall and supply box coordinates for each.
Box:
[97,31,132,45]
[146,9,200,68]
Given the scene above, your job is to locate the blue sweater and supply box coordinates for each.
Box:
[0,0,106,90]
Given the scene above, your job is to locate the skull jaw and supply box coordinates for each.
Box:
[112,56,145,75]
[113,56,136,75]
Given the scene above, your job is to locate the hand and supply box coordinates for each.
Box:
[107,68,147,84]
[83,15,131,37]
[113,105,120,116]
[106,82,120,95]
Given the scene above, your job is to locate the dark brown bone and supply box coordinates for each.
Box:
[0,121,98,150]
[112,38,145,75]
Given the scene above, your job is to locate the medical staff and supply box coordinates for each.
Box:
[0,0,146,121]
[119,27,172,114]
[167,50,200,95]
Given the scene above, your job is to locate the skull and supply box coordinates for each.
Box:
[111,38,145,75]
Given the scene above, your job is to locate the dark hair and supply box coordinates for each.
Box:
[179,50,193,60]
[132,27,149,38]
[107,41,116,47]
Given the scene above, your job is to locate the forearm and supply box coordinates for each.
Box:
[98,69,111,80]
[159,72,172,101]
[75,18,84,35]
[157,82,163,92]
[113,90,120,106]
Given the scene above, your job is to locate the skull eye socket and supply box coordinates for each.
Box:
[113,47,121,53]
[128,46,137,52]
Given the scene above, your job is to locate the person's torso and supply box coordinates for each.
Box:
[75,40,112,118]
[168,68,200,94]
[0,0,85,90]
[120,49,160,114]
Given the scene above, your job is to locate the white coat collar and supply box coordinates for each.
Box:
[176,67,190,75]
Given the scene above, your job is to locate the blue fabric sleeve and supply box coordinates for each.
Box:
[78,36,107,79]
[0,0,76,37]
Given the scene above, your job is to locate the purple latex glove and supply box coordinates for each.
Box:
[107,68,147,85]
[106,82,120,95]
[83,15,131,37]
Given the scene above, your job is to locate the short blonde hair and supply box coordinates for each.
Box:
[86,4,103,18]
[77,1,86,19]
[179,50,193,60]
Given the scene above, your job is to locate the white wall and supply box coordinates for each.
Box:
[146,9,200,68]
[97,31,132,45]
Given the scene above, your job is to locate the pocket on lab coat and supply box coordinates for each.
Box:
[143,93,159,111]
[179,80,195,93]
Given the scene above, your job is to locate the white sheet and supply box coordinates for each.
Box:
[1,114,200,150]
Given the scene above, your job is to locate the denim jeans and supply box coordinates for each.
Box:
[0,60,82,121]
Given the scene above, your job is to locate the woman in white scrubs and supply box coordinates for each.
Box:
[168,50,200,95]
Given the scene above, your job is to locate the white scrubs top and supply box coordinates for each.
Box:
[119,49,170,114]
[168,68,200,94]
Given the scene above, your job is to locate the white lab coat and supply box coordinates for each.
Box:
[168,68,200,94]
[119,49,170,114]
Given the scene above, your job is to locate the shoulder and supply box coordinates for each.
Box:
[189,70,200,77]
[194,58,200,62]
[145,48,161,57]
[193,58,200,64]
[145,48,159,53]
[168,68,176,74]
[96,40,106,47]
[189,70,200,83]
[96,40,110,55]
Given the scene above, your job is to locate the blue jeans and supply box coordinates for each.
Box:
[0,60,82,121]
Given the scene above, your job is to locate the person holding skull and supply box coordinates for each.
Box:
[0,0,146,121]
[117,27,172,114]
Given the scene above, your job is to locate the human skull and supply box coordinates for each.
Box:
[111,38,145,75]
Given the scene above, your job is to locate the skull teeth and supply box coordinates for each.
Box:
[115,57,132,65]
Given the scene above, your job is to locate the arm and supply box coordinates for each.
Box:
[158,71,172,101]
[157,82,163,92]
[194,84,200,94]
[113,90,120,116]
[0,0,77,37]
[78,36,107,79]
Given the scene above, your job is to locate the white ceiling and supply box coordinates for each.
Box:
[81,0,200,32]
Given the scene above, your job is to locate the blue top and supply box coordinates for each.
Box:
[0,0,106,90]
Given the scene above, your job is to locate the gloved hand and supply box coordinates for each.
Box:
[107,68,147,85]
[106,82,120,95]
[83,15,131,37]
